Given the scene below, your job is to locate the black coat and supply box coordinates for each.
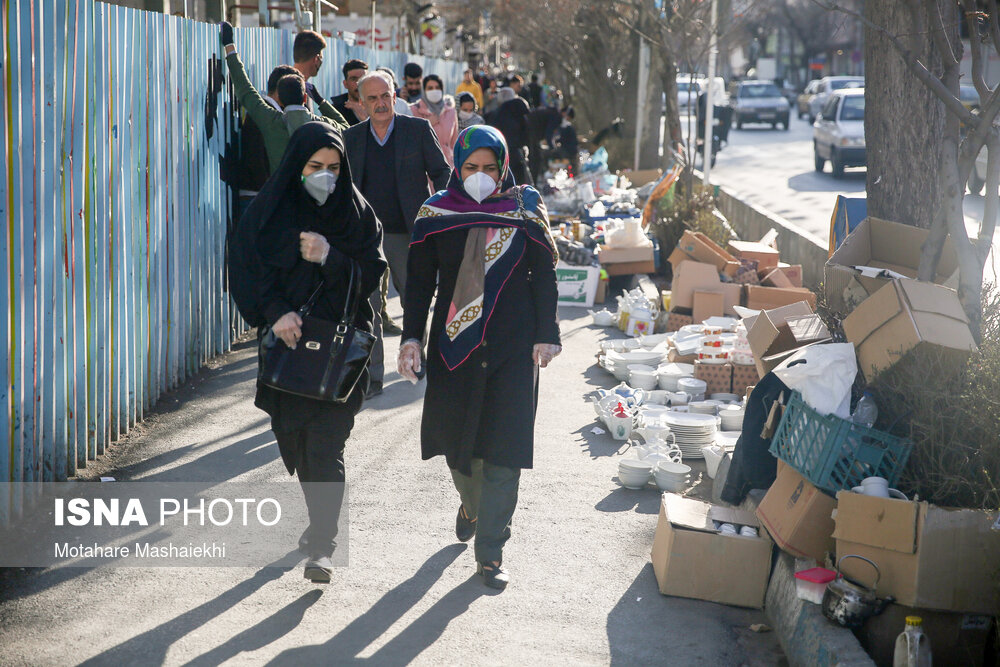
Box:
[402,226,560,474]
[343,115,451,233]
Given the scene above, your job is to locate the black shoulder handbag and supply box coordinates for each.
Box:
[259,260,375,402]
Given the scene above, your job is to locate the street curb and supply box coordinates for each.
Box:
[739,493,875,666]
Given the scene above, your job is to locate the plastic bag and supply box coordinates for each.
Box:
[772,343,857,418]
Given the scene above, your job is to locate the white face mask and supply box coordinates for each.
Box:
[463,171,497,203]
[458,110,474,121]
[302,170,338,205]
[425,89,444,104]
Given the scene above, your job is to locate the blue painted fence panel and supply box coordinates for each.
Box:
[1,1,463,522]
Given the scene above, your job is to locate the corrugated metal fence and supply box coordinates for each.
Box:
[1,0,462,521]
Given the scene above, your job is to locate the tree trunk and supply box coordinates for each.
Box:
[639,46,665,169]
[863,0,953,230]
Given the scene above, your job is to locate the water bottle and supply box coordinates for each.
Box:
[851,391,878,429]
[893,616,932,666]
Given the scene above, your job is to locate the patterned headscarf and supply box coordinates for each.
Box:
[411,125,557,370]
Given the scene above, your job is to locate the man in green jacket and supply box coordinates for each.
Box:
[220,21,348,175]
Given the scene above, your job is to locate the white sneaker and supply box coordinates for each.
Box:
[304,556,333,583]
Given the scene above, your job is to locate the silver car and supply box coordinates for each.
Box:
[731,80,791,130]
[813,88,865,178]
[807,76,864,123]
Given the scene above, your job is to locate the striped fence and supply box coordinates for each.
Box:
[1,0,462,522]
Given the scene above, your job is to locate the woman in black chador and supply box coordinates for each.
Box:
[230,121,386,583]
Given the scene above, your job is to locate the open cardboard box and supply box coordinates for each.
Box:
[745,285,817,310]
[833,491,1000,614]
[756,461,836,562]
[728,240,780,272]
[825,216,959,313]
[745,302,831,377]
[674,230,737,273]
[670,260,742,315]
[842,279,977,379]
[651,493,773,609]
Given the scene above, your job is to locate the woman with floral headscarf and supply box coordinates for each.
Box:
[397,125,561,590]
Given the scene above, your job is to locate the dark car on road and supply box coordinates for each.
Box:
[730,80,791,130]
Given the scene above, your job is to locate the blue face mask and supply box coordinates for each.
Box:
[302,170,337,205]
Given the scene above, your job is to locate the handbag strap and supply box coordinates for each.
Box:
[297,281,325,317]
[338,259,363,328]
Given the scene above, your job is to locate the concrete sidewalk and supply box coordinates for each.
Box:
[0,300,786,666]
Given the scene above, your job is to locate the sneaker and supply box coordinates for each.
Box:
[304,556,334,583]
[365,381,383,399]
[476,561,510,590]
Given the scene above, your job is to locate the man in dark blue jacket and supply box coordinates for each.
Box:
[343,70,450,397]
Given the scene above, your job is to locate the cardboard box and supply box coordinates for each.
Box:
[756,462,836,562]
[746,303,831,377]
[776,263,803,288]
[761,267,794,288]
[854,604,995,667]
[692,290,725,323]
[555,262,600,307]
[731,363,761,395]
[833,491,1000,614]
[597,243,654,265]
[651,494,774,608]
[744,285,817,310]
[842,279,977,379]
[728,240,780,272]
[671,261,742,315]
[825,216,959,313]
[676,230,737,272]
[666,310,694,333]
[694,360,733,395]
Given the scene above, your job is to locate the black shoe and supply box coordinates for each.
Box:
[365,381,383,399]
[304,556,333,583]
[298,529,309,554]
[382,316,403,335]
[476,561,510,590]
[455,504,477,542]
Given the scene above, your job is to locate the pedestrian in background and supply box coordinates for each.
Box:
[292,30,327,108]
[525,73,543,108]
[487,87,532,185]
[482,78,500,116]
[398,125,561,590]
[410,74,459,167]
[456,92,484,132]
[331,59,369,126]
[402,62,423,102]
[230,122,386,584]
[526,98,562,185]
[343,70,450,398]
[220,22,347,219]
[556,106,580,176]
[456,68,484,110]
[376,66,413,116]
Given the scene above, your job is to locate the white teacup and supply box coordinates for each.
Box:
[852,481,908,500]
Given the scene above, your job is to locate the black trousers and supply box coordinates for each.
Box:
[273,388,363,558]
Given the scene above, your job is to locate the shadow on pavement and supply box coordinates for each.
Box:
[786,170,866,192]
[572,424,629,459]
[76,552,301,666]
[264,543,474,665]
[595,484,661,515]
[183,589,323,667]
[363,372,427,411]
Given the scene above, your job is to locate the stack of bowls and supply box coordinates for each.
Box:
[719,404,745,431]
[628,364,659,391]
[677,377,707,402]
[657,363,695,391]
[653,461,692,492]
[618,459,653,489]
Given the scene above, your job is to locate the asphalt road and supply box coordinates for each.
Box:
[695,111,1000,281]
[0,297,786,666]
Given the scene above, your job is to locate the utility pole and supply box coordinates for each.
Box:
[702,0,718,185]
[370,0,376,50]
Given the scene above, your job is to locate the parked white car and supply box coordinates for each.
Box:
[807,76,864,123]
[813,88,865,178]
[677,79,702,111]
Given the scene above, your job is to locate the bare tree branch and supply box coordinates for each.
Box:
[816,0,976,125]
[989,0,1000,55]
[961,0,991,98]
[979,135,1000,261]
[924,0,960,67]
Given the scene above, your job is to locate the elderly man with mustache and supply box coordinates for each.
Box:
[343,70,451,399]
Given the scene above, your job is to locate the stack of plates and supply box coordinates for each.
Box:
[618,459,653,489]
[677,377,708,397]
[711,393,741,403]
[719,405,745,431]
[662,412,719,458]
[689,400,722,416]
